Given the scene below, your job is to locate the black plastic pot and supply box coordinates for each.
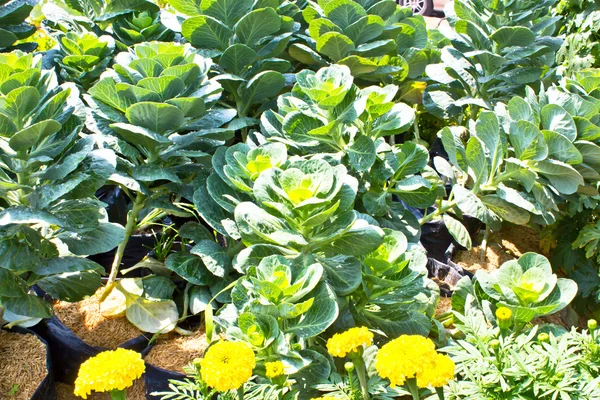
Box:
[419,212,481,295]
[88,233,159,277]
[4,326,57,400]
[143,362,186,400]
[140,320,204,400]
[33,316,151,385]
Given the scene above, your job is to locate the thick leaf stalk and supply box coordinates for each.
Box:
[107,192,146,286]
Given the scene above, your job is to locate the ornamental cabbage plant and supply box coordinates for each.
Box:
[52,31,116,89]
[425,0,562,121]
[454,253,577,324]
[291,0,432,81]
[0,51,119,326]
[173,0,298,130]
[427,81,600,247]
[85,41,234,333]
[260,65,440,236]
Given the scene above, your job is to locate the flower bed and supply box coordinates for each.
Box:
[2,0,600,399]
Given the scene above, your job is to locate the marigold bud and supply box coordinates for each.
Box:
[344,362,355,372]
[538,333,550,343]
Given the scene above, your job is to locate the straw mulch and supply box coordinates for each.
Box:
[144,328,208,373]
[0,330,48,400]
[53,288,142,349]
[56,379,146,400]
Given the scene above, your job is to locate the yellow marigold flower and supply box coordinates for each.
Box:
[74,348,145,399]
[200,341,256,392]
[375,335,437,387]
[265,361,285,378]
[416,353,455,388]
[496,307,512,321]
[327,327,373,358]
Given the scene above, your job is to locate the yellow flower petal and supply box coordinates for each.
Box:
[200,341,255,392]
[326,327,373,358]
[375,335,437,387]
[74,348,145,398]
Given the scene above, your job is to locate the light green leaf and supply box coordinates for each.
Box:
[36,270,102,302]
[235,7,281,47]
[240,70,286,107]
[126,296,179,333]
[309,18,342,40]
[347,135,376,171]
[58,222,125,255]
[344,15,384,45]
[126,102,184,134]
[531,160,584,195]
[165,252,213,285]
[182,15,233,50]
[316,32,356,62]
[490,26,535,48]
[324,0,367,30]
[541,104,577,142]
[9,120,61,152]
[443,214,472,250]
[200,0,253,26]
[190,240,230,278]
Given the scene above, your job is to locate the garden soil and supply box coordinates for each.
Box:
[144,328,208,373]
[56,380,145,400]
[53,288,142,349]
[0,330,48,400]
[454,224,541,274]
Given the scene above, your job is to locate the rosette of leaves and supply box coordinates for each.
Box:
[0,0,38,51]
[230,255,337,356]
[84,42,235,332]
[171,0,298,126]
[222,255,339,393]
[259,65,439,236]
[261,65,416,162]
[352,229,439,337]
[232,158,384,296]
[108,9,175,46]
[425,81,600,248]
[53,32,116,89]
[191,141,287,237]
[452,253,577,325]
[290,0,433,82]
[42,0,174,46]
[0,51,121,326]
[424,0,562,121]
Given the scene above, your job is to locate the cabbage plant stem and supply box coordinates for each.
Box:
[419,200,457,225]
[107,192,146,286]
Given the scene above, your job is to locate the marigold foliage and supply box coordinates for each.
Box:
[326,327,374,358]
[265,361,285,378]
[200,341,256,392]
[74,348,145,399]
